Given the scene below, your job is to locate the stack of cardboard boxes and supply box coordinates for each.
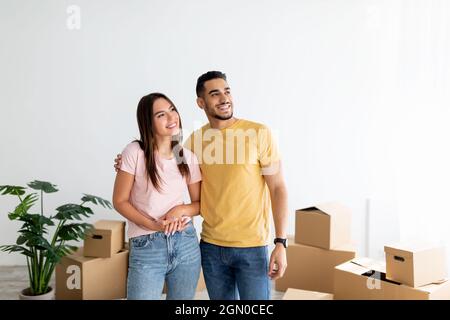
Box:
[55,220,128,300]
[334,243,450,299]
[276,202,356,297]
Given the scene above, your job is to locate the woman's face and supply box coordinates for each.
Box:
[152,98,180,137]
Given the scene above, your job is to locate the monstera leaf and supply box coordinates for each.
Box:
[56,223,93,241]
[0,185,26,196]
[54,204,94,220]
[8,193,38,220]
[27,181,58,193]
[81,194,112,209]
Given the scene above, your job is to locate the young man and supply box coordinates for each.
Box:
[115,71,288,300]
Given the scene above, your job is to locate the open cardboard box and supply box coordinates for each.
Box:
[334,257,450,300]
[295,202,352,249]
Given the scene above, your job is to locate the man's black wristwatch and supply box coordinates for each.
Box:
[274,238,288,248]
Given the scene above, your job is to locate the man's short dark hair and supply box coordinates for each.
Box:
[196,71,227,97]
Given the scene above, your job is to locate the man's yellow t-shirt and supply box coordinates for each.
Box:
[184,119,280,247]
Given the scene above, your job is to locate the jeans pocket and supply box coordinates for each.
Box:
[131,234,150,249]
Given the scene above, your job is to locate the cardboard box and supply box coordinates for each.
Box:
[275,236,356,293]
[295,202,352,249]
[84,220,125,258]
[385,243,447,287]
[163,269,207,294]
[282,288,333,300]
[334,257,450,300]
[56,247,128,300]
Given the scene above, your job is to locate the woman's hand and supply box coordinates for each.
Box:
[160,205,191,235]
[162,216,191,236]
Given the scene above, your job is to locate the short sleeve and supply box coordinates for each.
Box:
[185,149,202,184]
[120,142,139,175]
[258,125,281,169]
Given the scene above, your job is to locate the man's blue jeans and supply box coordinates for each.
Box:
[127,223,201,300]
[200,240,271,300]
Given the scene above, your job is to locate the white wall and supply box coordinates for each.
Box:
[1,0,449,266]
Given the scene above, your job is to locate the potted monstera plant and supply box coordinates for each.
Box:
[0,180,111,300]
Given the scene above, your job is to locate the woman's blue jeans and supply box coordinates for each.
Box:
[127,223,201,300]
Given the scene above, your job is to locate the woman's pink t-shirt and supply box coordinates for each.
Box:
[119,141,201,239]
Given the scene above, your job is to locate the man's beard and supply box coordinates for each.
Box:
[213,112,234,120]
[206,104,233,121]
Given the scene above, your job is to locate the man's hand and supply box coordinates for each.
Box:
[114,154,122,172]
[268,244,287,280]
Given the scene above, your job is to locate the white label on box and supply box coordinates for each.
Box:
[366,271,382,290]
[66,265,81,290]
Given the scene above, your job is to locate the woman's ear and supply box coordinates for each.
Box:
[196,97,205,110]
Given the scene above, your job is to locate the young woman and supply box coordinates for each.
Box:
[113,93,201,300]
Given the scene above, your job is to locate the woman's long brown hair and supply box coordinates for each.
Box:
[135,93,190,192]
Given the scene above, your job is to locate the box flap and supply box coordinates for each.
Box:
[335,260,370,275]
[336,257,386,274]
[298,202,351,218]
[416,279,449,293]
[94,220,125,231]
[316,202,351,217]
[296,207,325,215]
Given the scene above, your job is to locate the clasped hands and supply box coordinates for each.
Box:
[152,205,191,236]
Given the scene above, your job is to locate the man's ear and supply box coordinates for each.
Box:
[196,97,205,110]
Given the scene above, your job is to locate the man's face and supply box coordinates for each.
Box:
[197,78,234,121]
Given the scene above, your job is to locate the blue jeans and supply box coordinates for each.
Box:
[200,240,271,300]
[127,223,201,300]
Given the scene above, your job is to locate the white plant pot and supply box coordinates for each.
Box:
[19,286,55,300]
